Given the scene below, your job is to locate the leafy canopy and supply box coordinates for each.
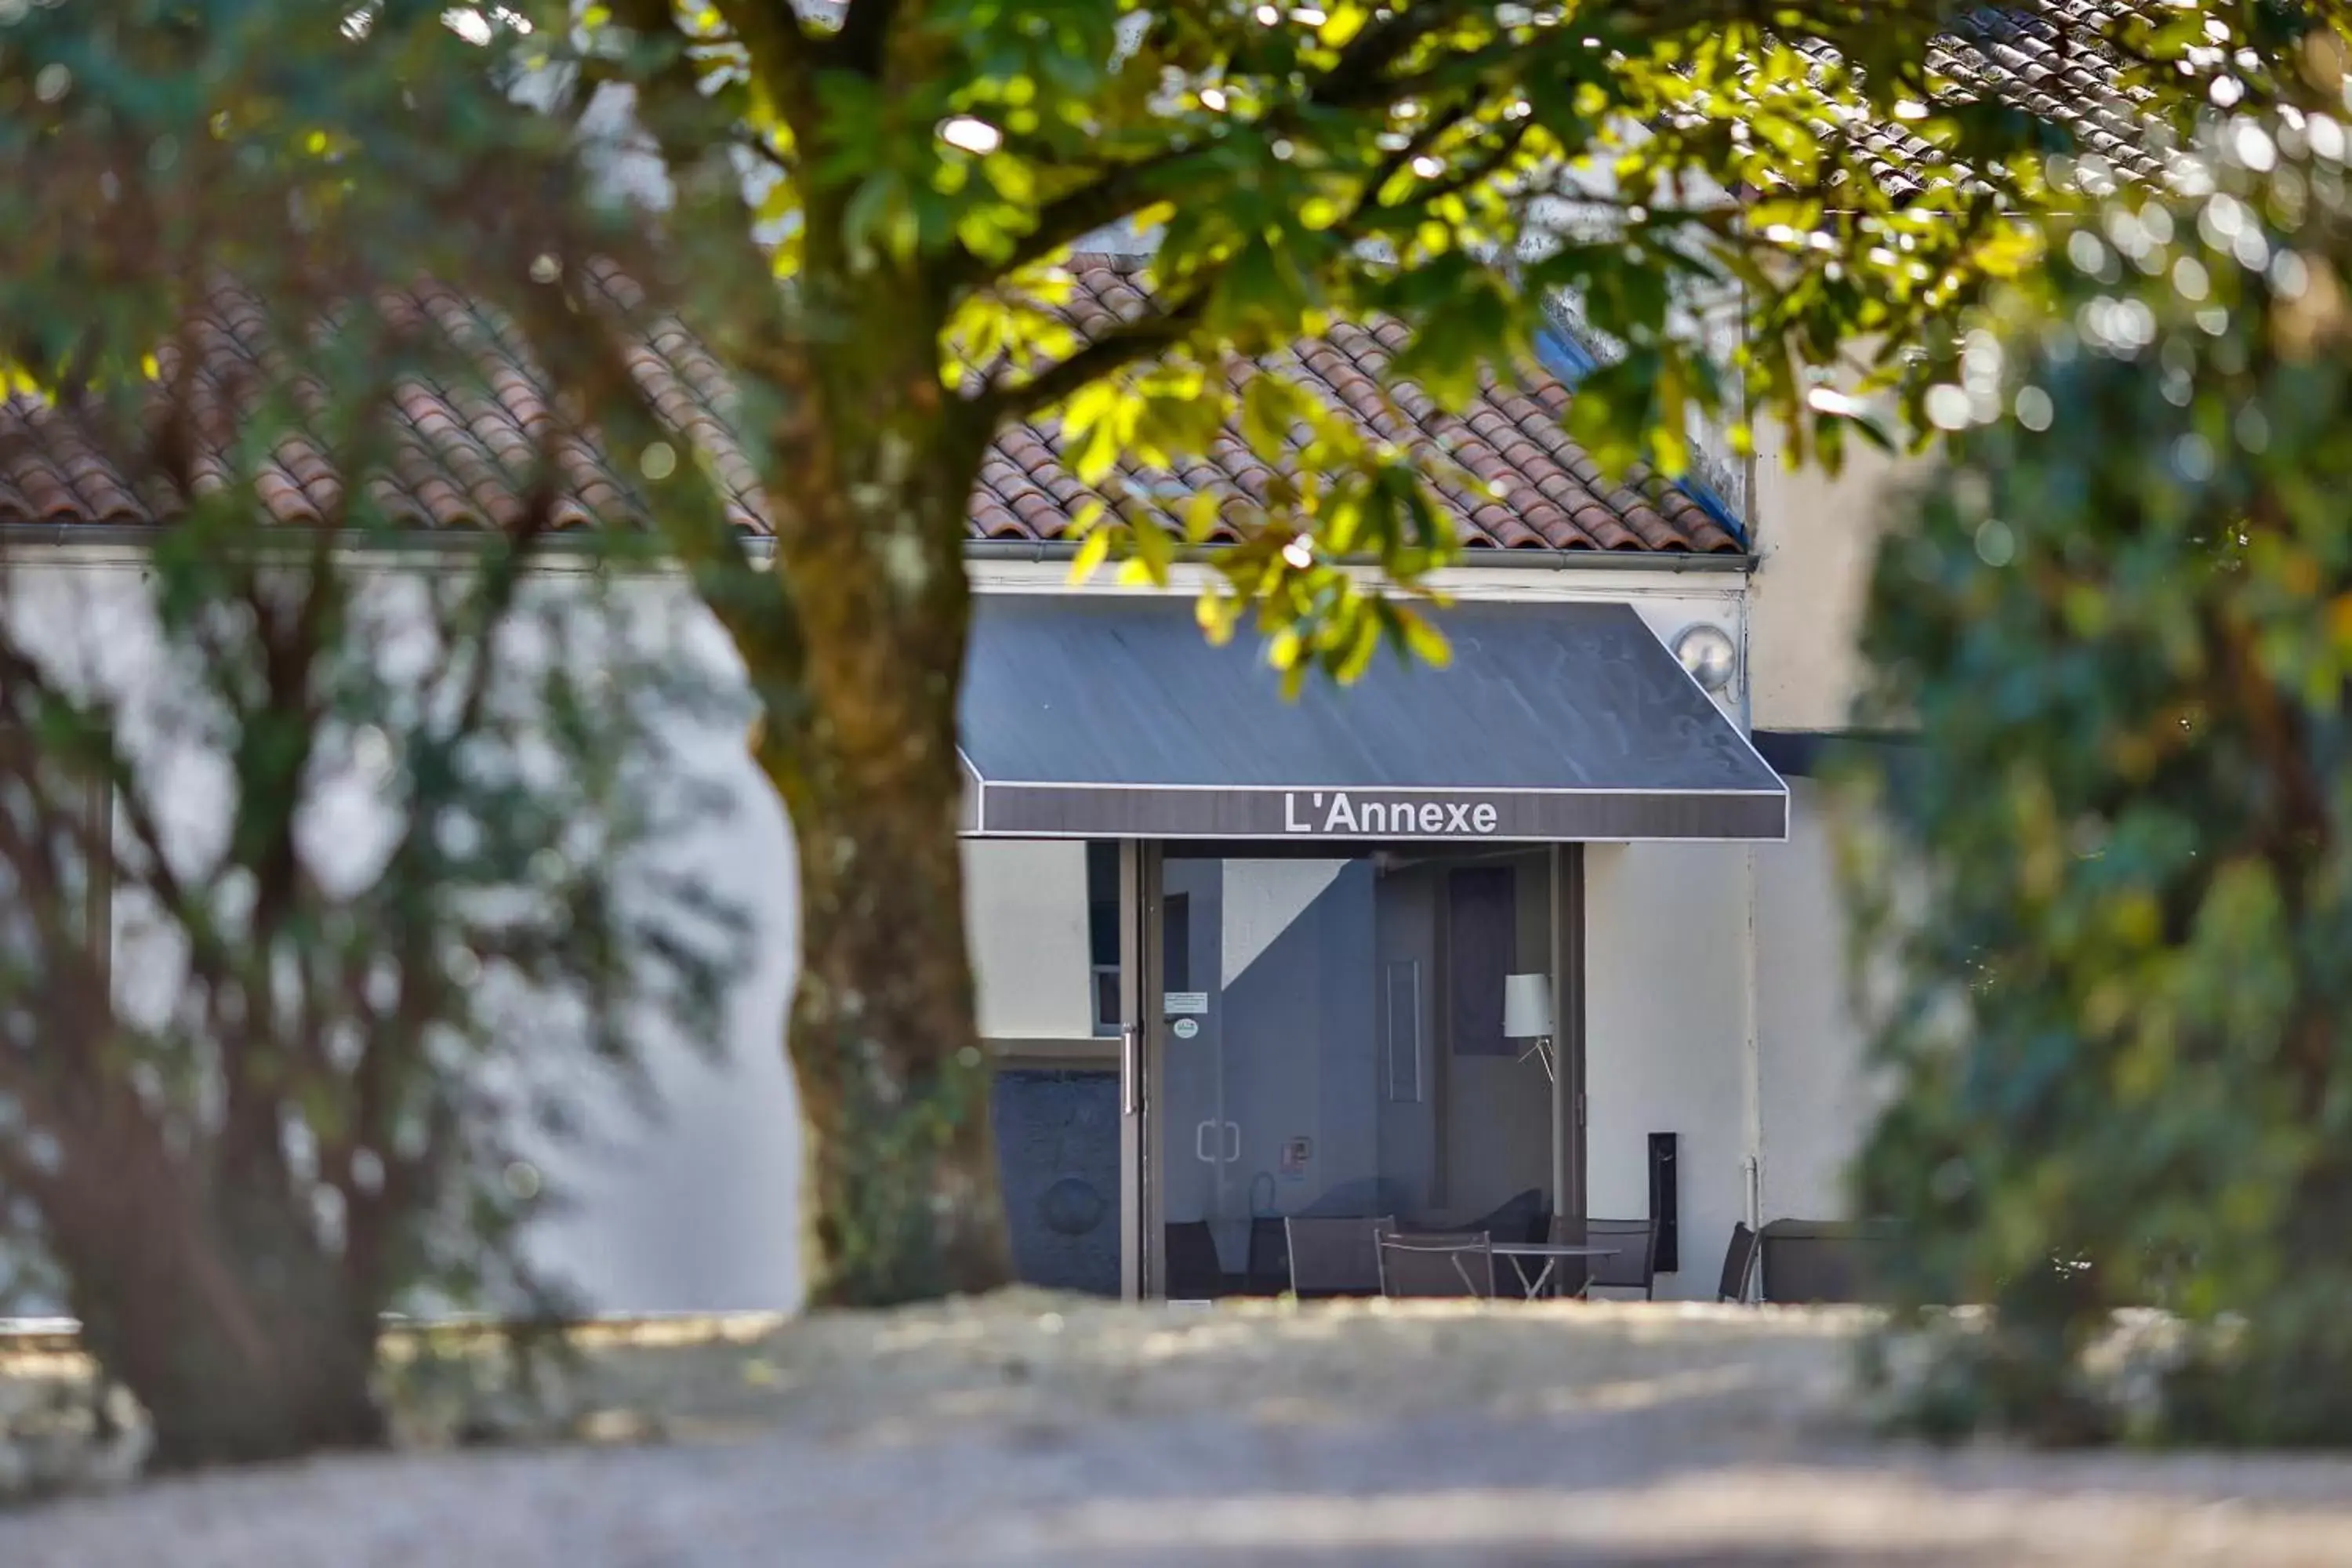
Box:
[539,0,2292,681]
[0,2,750,1459]
[0,3,2317,686]
[1847,76,2352,1444]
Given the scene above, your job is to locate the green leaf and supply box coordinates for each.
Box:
[1065,505,1112,583]
[1240,374,1305,459]
[1391,604,1452,670]
[1060,381,1129,485]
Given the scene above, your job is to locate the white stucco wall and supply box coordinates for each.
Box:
[1744,405,1918,1215]
[1751,778,1877,1225]
[515,647,803,1316]
[2,551,808,1319]
[965,839,1097,1043]
[1747,419,1933,733]
[1581,840,1751,1300]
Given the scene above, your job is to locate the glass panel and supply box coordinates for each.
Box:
[975,838,1124,1295]
[1155,849,1555,1298]
[1161,893,1190,993]
[1091,965,1120,1032]
[1087,844,1121,1035]
[993,1067,1120,1295]
[1084,840,1120,967]
[1446,866,1514,1057]
[1384,960,1422,1103]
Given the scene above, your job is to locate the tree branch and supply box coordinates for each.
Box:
[1312,2,1474,108]
[1397,114,1541,216]
[0,631,217,986]
[706,0,826,143]
[1334,102,1474,239]
[943,143,1197,297]
[604,0,792,253]
[830,0,898,76]
[948,20,1528,299]
[977,289,1209,426]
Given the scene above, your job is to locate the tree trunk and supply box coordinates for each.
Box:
[90,1284,384,1472]
[759,382,1014,1306]
[50,1131,385,1469]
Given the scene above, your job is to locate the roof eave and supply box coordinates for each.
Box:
[0,523,1759,575]
[960,538,1757,575]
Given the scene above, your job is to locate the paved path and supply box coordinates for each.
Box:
[5,1297,2352,1566]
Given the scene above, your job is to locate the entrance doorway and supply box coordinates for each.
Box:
[970,837,1583,1300]
[1138,844,1575,1300]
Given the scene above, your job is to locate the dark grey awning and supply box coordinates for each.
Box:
[958,595,1786,842]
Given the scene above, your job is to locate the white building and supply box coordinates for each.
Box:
[0,245,1916,1311]
[465,0,2132,1309]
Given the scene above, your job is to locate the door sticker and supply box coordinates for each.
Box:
[1163,991,1209,1016]
[1172,1018,1200,1040]
[1279,1136,1312,1181]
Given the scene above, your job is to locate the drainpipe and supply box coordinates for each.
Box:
[1741,845,1764,1232]
[1739,598,1766,1234]
[1733,274,1766,1236]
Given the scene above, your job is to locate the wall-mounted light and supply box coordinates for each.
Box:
[1672,622,1738,694]
[1504,972,1556,1084]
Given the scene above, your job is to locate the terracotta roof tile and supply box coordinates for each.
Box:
[1795,2,2180,196]
[0,260,1742,554]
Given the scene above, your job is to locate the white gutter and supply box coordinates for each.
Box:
[1,524,1758,576]
[961,537,1755,575]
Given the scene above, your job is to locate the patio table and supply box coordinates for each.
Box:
[1489,1243,1621,1301]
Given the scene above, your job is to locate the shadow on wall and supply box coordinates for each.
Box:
[511,597,806,1319]
[523,1012,804,1316]
[520,827,803,1312]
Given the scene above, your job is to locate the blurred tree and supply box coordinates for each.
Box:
[0,495,746,1469]
[0,5,745,1466]
[1848,47,2352,1443]
[0,0,2310,1309]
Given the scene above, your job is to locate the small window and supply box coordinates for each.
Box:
[1091,964,1120,1033]
[1161,892,1190,994]
[1085,841,1120,969]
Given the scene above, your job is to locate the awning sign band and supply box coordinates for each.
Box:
[1286,792,1497,836]
[967,782,1787,842]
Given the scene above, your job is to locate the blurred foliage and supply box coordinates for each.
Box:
[0,0,750,1464]
[1847,82,2352,1444]
[0,502,748,1465]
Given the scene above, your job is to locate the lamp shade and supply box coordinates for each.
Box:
[1502,973,1553,1039]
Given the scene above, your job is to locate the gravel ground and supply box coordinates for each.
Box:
[5,1294,2352,1566]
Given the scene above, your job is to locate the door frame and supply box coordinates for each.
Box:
[1552,843,1588,1231]
[1116,838,1165,1299]
[1115,837,1583,1300]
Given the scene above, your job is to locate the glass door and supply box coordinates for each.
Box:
[1156,854,1376,1296]
[1145,846,1560,1300]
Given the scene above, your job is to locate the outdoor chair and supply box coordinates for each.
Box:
[1163,1220,1231,1301]
[1541,1215,1590,1299]
[1241,1217,1290,1296]
[1284,1214,1395,1298]
[1578,1217,1660,1300]
[1757,1219,1893,1304]
[1462,1187,1548,1247]
[1377,1231,1496,1300]
[1716,1221,1760,1304]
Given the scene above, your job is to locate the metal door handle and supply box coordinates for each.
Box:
[1196,1120,1218,1163]
[1120,1025,1140,1117]
[1225,1120,1240,1162]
